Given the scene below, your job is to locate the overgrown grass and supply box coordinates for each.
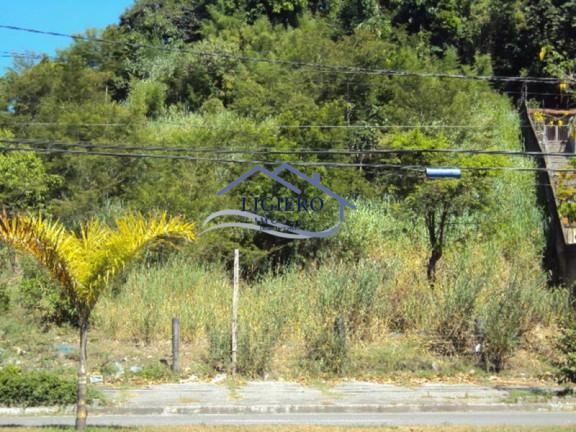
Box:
[2,97,571,382]
[90,221,567,379]
[2,187,568,382]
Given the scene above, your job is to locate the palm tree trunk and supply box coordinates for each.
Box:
[75,319,88,430]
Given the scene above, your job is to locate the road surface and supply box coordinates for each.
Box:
[1,412,576,427]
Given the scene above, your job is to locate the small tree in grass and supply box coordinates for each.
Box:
[0,211,195,429]
[378,129,507,283]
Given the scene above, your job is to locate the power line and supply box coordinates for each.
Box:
[0,50,55,60]
[1,138,574,159]
[10,53,561,97]
[0,141,574,173]
[0,24,569,84]
[11,122,137,127]
[0,145,420,169]
[5,120,543,130]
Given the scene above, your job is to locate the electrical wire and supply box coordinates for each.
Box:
[0,145,422,169]
[1,141,575,173]
[1,138,574,159]
[5,121,547,130]
[7,53,564,98]
[0,50,55,60]
[0,24,570,84]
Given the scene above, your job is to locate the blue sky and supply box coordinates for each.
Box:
[0,0,135,73]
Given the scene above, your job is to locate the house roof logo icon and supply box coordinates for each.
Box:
[201,163,356,239]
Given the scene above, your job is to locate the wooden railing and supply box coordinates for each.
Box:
[545,125,570,142]
[526,112,576,245]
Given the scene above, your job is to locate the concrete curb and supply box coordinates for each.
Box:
[88,402,575,415]
[3,382,575,417]
[0,407,73,416]
[3,402,574,417]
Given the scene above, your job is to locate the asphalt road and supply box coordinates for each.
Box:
[2,412,576,427]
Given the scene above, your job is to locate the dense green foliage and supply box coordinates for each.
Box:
[0,0,574,382]
[2,0,559,267]
[0,365,105,407]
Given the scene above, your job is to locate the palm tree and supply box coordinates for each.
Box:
[0,211,195,429]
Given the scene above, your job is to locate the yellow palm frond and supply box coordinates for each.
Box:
[92,212,195,292]
[0,211,196,316]
[0,212,83,309]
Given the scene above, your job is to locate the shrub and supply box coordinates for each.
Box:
[129,80,167,119]
[16,255,77,326]
[305,317,349,375]
[556,319,576,383]
[205,315,286,377]
[205,277,288,378]
[205,317,231,373]
[432,262,489,356]
[132,364,174,381]
[18,277,77,326]
[0,365,105,407]
[96,258,228,342]
[0,282,9,312]
[478,269,549,372]
[303,260,388,375]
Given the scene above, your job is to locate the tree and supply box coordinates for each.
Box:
[408,172,490,282]
[379,129,506,283]
[0,129,62,212]
[539,45,576,99]
[0,211,195,429]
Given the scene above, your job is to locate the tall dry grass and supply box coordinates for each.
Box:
[94,104,571,376]
[93,200,568,376]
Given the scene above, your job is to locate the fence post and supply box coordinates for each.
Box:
[231,249,239,375]
[555,125,559,141]
[172,317,180,373]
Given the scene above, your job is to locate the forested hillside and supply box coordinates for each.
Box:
[0,0,574,384]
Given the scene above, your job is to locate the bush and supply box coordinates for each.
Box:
[305,318,349,375]
[205,318,231,373]
[96,258,227,342]
[205,277,288,378]
[16,255,77,326]
[132,364,174,381]
[432,263,488,356]
[129,80,167,119]
[18,277,77,326]
[303,260,388,375]
[478,269,549,372]
[0,282,9,312]
[0,365,104,407]
[205,319,285,377]
[556,319,576,383]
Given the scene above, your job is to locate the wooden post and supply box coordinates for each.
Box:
[172,317,180,373]
[231,249,239,375]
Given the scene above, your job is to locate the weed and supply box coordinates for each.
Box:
[478,268,550,372]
